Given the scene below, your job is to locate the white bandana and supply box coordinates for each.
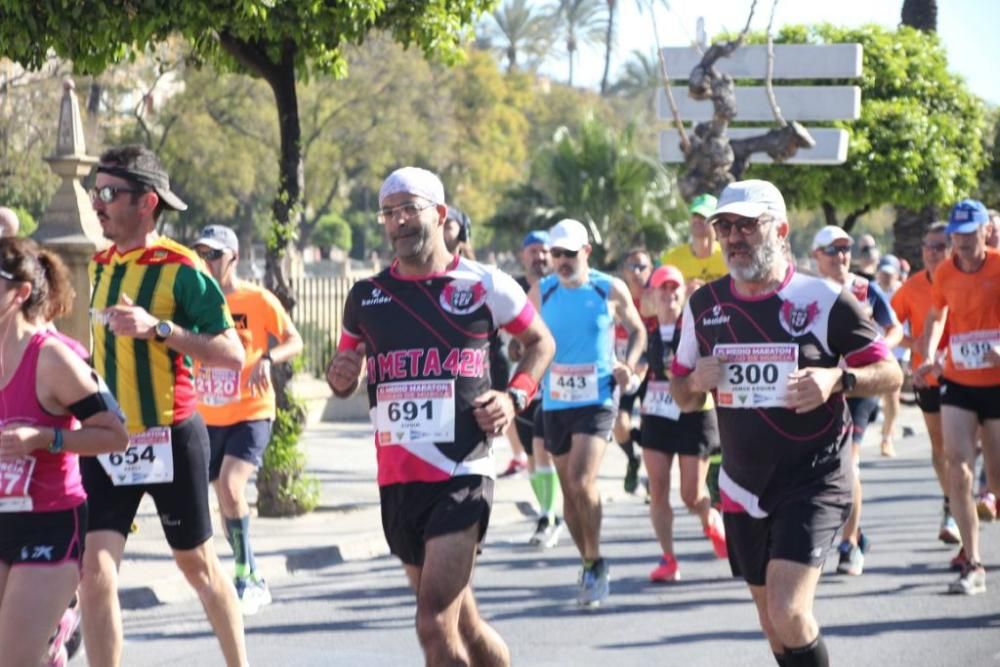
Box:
[379,167,445,206]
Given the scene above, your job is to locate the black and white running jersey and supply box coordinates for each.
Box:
[672,267,890,516]
[339,256,536,487]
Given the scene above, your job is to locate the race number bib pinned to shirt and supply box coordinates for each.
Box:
[950,330,1000,370]
[98,426,173,486]
[714,343,799,409]
[375,380,456,445]
[0,456,36,512]
[642,380,681,420]
[196,367,240,406]
[548,363,599,403]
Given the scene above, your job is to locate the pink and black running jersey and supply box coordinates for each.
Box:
[672,267,890,516]
[339,256,535,486]
[0,330,84,513]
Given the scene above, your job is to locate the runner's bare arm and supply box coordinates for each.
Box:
[915,304,948,377]
[0,341,130,458]
[670,356,722,412]
[327,343,365,399]
[882,322,904,349]
[786,358,902,414]
[508,314,555,387]
[609,277,647,377]
[249,319,304,395]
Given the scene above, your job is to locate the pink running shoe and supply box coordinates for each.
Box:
[650,554,681,582]
[47,603,81,667]
[976,492,997,522]
[705,509,728,559]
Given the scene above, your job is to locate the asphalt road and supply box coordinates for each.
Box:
[87,429,1000,667]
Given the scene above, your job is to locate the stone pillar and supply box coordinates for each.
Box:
[35,78,106,349]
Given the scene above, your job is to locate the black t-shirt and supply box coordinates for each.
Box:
[673,267,890,515]
[340,256,531,486]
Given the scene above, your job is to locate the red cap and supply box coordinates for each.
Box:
[650,265,684,289]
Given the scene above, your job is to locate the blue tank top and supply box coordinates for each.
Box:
[540,270,615,410]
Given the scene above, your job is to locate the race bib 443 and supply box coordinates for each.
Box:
[548,363,599,403]
[714,343,798,409]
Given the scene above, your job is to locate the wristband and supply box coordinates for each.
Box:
[507,372,538,405]
[48,427,64,454]
[262,351,273,363]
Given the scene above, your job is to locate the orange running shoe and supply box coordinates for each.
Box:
[705,508,728,559]
[650,554,681,582]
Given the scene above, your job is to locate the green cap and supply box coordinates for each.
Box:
[689,193,718,218]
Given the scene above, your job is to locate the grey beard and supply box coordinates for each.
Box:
[728,238,779,283]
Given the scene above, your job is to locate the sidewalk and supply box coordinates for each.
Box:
[115,401,932,609]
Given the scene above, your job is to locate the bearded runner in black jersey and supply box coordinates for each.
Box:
[671,180,902,667]
[326,167,554,666]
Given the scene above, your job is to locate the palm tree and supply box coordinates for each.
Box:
[479,0,556,72]
[609,49,659,99]
[600,1,670,95]
[553,0,607,87]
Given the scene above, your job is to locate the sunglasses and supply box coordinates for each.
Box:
[376,200,435,224]
[711,217,764,236]
[89,185,142,204]
[0,268,15,281]
[196,248,226,261]
[626,263,650,272]
[922,242,948,252]
[550,248,579,259]
[819,244,852,257]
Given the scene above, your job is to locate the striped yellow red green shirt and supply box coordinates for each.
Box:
[89,237,233,434]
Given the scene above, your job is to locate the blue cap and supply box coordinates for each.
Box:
[946,199,989,234]
[522,230,550,248]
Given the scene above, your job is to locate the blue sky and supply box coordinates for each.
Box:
[542,0,999,105]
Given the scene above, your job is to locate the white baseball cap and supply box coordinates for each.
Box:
[549,219,590,251]
[194,225,239,252]
[811,225,852,251]
[709,180,787,222]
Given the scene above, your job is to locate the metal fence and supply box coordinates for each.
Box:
[285,275,357,378]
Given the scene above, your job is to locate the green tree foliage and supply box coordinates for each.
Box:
[478,0,556,72]
[492,115,680,265]
[553,0,606,87]
[311,212,352,256]
[744,25,987,239]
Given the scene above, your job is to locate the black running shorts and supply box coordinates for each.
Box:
[914,386,941,414]
[940,380,1000,422]
[514,399,543,457]
[82,414,214,551]
[847,396,880,445]
[379,475,494,567]
[543,405,616,456]
[724,483,850,587]
[617,376,648,414]
[0,503,87,567]
[640,408,720,458]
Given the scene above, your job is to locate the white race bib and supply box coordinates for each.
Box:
[98,427,173,486]
[548,363,599,403]
[950,330,1000,370]
[0,455,36,512]
[642,380,681,420]
[375,380,456,445]
[714,343,798,409]
[196,367,240,406]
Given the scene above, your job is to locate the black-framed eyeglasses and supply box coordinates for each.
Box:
[711,217,764,236]
[626,263,650,272]
[820,244,853,257]
[196,248,226,261]
[376,200,436,224]
[858,245,876,254]
[922,241,948,252]
[89,185,142,204]
[550,248,579,259]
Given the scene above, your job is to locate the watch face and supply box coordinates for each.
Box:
[156,321,171,338]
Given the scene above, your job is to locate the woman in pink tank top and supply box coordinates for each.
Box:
[0,238,128,666]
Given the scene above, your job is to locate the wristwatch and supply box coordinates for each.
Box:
[841,369,857,393]
[261,351,273,363]
[48,427,64,454]
[507,387,530,413]
[154,320,175,342]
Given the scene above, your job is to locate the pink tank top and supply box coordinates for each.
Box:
[0,330,84,512]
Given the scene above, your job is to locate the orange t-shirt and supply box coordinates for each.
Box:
[196,282,293,425]
[891,269,948,386]
[931,250,1000,387]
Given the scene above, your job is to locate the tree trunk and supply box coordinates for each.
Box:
[893,204,937,272]
[901,0,937,32]
[599,1,616,96]
[842,204,871,234]
[821,201,839,227]
[568,43,575,87]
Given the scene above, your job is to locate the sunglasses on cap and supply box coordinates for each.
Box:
[550,248,579,259]
[819,244,852,257]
